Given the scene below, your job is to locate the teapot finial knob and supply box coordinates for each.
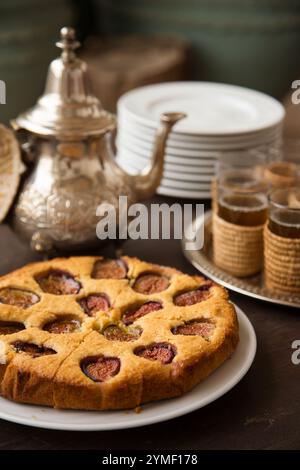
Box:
[56,27,81,62]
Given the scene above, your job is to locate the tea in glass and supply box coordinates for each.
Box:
[217,169,269,226]
[218,192,268,227]
[268,188,300,239]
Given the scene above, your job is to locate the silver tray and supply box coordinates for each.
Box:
[182,211,300,309]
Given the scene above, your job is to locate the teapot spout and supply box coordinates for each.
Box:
[131,112,186,200]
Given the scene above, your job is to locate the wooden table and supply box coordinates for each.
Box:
[0,199,299,450]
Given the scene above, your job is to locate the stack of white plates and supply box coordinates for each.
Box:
[116,82,285,199]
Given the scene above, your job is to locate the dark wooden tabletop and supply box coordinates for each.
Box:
[0,200,299,450]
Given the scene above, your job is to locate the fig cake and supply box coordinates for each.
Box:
[0,256,239,410]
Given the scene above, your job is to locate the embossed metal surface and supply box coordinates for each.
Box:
[182,211,300,309]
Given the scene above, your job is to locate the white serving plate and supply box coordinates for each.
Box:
[117,123,281,155]
[157,186,211,199]
[117,158,212,198]
[117,154,215,176]
[0,306,256,431]
[162,171,213,183]
[118,114,282,147]
[117,132,222,158]
[118,81,284,135]
[117,147,217,166]
[161,179,211,190]
[117,122,281,153]
[167,173,213,183]
[116,157,214,182]
[154,162,215,175]
[117,161,212,190]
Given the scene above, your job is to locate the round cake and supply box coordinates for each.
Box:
[0,256,239,410]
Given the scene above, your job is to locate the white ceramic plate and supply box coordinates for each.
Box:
[117,125,281,156]
[156,186,211,199]
[117,157,214,182]
[119,111,281,140]
[118,115,282,149]
[0,306,256,431]
[117,147,217,166]
[118,166,212,190]
[118,81,285,135]
[117,154,215,176]
[117,139,278,167]
[163,172,213,183]
[117,158,213,198]
[161,178,211,189]
[117,132,222,158]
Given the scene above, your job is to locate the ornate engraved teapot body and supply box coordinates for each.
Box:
[11,28,185,252]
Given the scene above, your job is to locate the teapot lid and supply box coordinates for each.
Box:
[14,27,116,138]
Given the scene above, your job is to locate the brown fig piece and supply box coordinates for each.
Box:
[122,301,162,325]
[103,324,142,342]
[0,321,25,335]
[81,356,120,382]
[172,319,215,339]
[174,282,213,306]
[134,342,176,364]
[78,294,110,317]
[35,270,81,295]
[43,318,81,334]
[12,341,56,357]
[132,273,170,294]
[0,287,40,309]
[91,258,127,280]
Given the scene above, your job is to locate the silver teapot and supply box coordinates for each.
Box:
[11,27,185,253]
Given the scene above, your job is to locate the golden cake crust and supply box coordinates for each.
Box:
[0,256,239,410]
